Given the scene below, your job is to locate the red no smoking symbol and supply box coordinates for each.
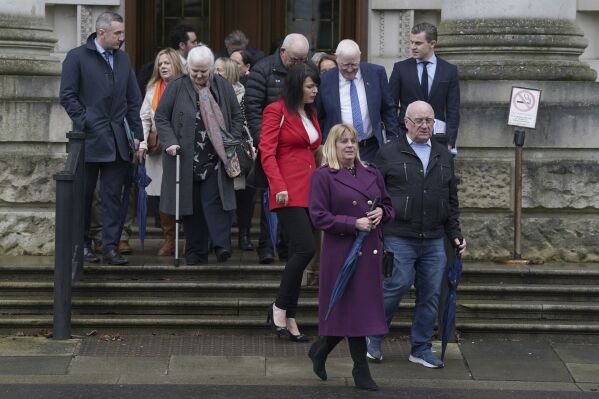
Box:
[513,90,535,112]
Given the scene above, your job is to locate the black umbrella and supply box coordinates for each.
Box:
[440,247,463,361]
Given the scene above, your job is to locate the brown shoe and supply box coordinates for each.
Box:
[158,212,176,256]
[94,241,103,254]
[118,240,132,254]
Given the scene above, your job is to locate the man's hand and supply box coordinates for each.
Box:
[454,237,467,256]
[136,148,146,164]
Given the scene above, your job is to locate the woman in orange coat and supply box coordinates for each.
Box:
[260,63,321,342]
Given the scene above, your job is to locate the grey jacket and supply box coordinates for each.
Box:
[155,74,243,214]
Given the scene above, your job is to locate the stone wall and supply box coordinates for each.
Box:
[454,80,599,261]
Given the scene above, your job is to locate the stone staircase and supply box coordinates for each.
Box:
[1,234,599,336]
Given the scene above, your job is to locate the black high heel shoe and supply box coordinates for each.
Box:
[286,318,310,342]
[266,303,289,338]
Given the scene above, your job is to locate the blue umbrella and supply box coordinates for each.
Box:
[136,164,152,250]
[262,189,278,251]
[441,249,463,361]
[324,198,379,320]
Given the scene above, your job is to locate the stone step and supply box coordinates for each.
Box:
[3,297,599,323]
[2,313,599,336]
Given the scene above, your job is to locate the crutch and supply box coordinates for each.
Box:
[174,148,181,267]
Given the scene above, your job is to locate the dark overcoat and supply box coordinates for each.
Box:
[155,74,243,215]
[309,162,394,337]
[59,33,143,162]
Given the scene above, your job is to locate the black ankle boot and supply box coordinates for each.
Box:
[352,364,378,391]
[308,338,328,380]
[348,337,378,391]
[238,228,254,251]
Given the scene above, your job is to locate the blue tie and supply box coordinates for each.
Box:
[103,51,113,69]
[350,79,364,141]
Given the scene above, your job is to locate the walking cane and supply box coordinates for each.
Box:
[174,148,181,267]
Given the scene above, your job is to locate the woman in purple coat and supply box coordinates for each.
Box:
[308,124,394,391]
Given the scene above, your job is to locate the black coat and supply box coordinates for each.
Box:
[244,52,287,143]
[154,74,243,214]
[389,56,460,147]
[375,134,462,241]
[59,33,143,162]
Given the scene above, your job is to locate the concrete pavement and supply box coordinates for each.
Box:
[0,334,598,396]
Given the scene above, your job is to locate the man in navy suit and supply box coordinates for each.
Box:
[60,12,144,265]
[389,22,460,150]
[316,39,399,163]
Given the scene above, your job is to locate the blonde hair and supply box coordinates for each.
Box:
[321,124,365,170]
[215,57,240,85]
[147,48,185,89]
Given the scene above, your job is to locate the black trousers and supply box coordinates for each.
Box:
[183,172,232,262]
[274,207,315,318]
[84,158,130,252]
[235,186,256,231]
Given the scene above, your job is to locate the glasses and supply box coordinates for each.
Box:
[283,49,307,64]
[406,117,435,126]
[340,62,359,70]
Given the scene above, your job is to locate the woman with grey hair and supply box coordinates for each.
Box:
[155,45,244,264]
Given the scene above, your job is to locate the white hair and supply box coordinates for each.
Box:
[335,39,361,58]
[187,45,215,68]
[281,33,309,52]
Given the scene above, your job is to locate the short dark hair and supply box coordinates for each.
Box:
[96,12,123,30]
[169,24,196,50]
[281,62,320,118]
[224,30,249,49]
[238,50,256,69]
[411,22,437,43]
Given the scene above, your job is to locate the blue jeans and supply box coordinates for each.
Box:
[377,236,446,355]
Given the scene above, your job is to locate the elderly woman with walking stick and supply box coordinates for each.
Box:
[308,124,394,391]
[155,45,244,265]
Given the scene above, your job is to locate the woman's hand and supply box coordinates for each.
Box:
[355,217,372,232]
[366,207,383,227]
[275,191,288,206]
[166,144,180,156]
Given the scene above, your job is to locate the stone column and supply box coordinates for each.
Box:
[433,0,599,261]
[0,0,70,254]
[436,0,596,80]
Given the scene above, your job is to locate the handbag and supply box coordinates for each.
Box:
[247,114,284,189]
[147,130,161,155]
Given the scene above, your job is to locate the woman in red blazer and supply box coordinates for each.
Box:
[260,63,322,342]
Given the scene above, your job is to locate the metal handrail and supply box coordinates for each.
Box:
[53,131,85,340]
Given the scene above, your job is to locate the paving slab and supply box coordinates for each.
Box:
[266,356,352,379]
[169,355,265,376]
[552,343,599,364]
[0,356,71,375]
[369,358,472,380]
[69,356,169,376]
[565,363,599,383]
[460,339,573,382]
[577,383,599,392]
[0,337,79,356]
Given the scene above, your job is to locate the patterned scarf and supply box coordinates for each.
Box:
[196,80,240,177]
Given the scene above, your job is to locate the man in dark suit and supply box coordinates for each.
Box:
[389,22,460,151]
[315,39,399,163]
[60,11,144,265]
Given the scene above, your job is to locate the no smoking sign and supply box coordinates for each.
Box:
[508,86,541,129]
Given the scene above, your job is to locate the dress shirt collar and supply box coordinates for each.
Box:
[94,38,112,57]
[417,52,436,65]
[339,69,363,84]
[406,134,432,146]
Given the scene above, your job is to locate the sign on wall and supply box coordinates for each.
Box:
[507,86,542,129]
